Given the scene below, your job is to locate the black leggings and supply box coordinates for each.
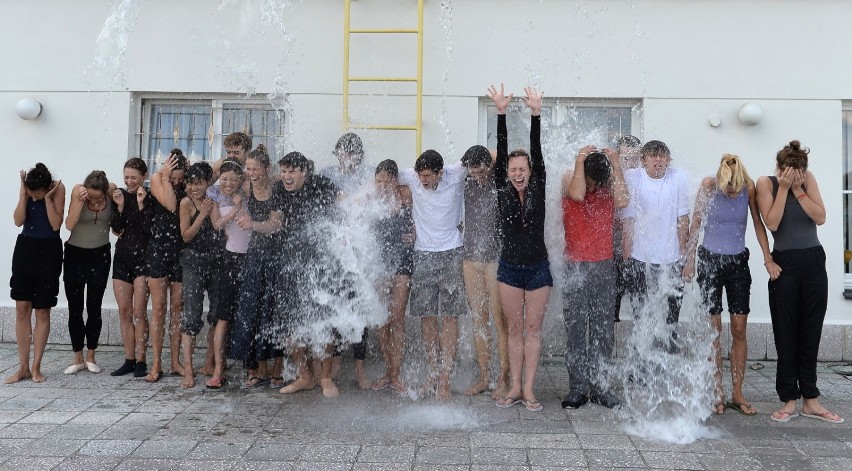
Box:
[768,246,828,402]
[64,243,111,352]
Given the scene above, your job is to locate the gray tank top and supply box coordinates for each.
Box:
[769,176,820,251]
[67,201,113,249]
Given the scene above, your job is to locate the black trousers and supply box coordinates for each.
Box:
[768,246,828,402]
[64,243,111,352]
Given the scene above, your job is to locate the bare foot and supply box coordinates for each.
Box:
[436,378,451,401]
[418,377,437,399]
[390,379,408,395]
[280,376,315,394]
[199,367,214,377]
[181,373,195,388]
[4,369,31,384]
[171,363,185,376]
[31,369,46,383]
[320,378,340,398]
[356,373,372,390]
[371,377,391,391]
[465,379,489,396]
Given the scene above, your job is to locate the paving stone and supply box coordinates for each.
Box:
[0,456,64,471]
[752,454,819,471]
[641,450,705,470]
[15,438,85,457]
[78,439,142,457]
[186,441,252,460]
[67,411,125,426]
[292,462,353,471]
[699,453,764,471]
[584,448,645,468]
[357,444,416,463]
[577,433,636,450]
[470,446,528,465]
[0,423,56,438]
[17,410,78,424]
[352,463,412,471]
[58,456,123,471]
[416,446,471,465]
[471,432,580,449]
[527,448,586,467]
[244,443,304,461]
[130,439,198,459]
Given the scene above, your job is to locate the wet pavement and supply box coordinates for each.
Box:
[0,344,850,470]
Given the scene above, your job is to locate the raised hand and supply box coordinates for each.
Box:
[576,145,598,163]
[112,188,124,206]
[236,213,253,231]
[75,185,89,202]
[487,83,513,114]
[777,167,796,189]
[199,198,214,218]
[159,154,178,177]
[46,180,63,200]
[19,170,27,198]
[232,193,243,207]
[135,186,147,209]
[520,87,543,116]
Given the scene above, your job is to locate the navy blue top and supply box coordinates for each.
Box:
[21,198,59,239]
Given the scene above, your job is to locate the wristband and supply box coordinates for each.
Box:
[796,193,807,202]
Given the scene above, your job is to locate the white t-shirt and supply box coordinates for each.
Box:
[398,161,466,252]
[622,166,690,264]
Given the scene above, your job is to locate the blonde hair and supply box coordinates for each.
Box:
[716,154,751,193]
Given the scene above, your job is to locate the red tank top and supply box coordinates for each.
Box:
[562,188,614,262]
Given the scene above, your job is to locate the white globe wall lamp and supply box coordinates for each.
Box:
[737,102,763,126]
[16,97,43,120]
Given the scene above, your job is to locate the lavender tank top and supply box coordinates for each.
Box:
[702,188,748,255]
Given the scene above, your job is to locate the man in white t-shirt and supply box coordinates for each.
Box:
[398,149,467,400]
[621,140,690,329]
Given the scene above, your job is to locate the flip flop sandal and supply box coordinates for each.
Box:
[523,399,544,412]
[206,376,227,389]
[496,397,523,408]
[801,411,845,424]
[269,377,286,388]
[770,411,799,423]
[240,375,269,389]
[371,378,391,391]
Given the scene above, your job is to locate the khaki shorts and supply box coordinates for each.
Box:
[409,248,466,317]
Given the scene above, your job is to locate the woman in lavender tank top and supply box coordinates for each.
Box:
[683,155,776,416]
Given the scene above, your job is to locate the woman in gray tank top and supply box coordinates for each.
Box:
[684,155,775,416]
[62,171,115,376]
[756,140,842,424]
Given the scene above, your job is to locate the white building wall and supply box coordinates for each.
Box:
[2,1,851,333]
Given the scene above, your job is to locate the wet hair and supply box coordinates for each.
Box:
[224,132,252,152]
[169,148,189,172]
[185,163,210,183]
[219,158,244,176]
[278,151,310,171]
[616,134,641,149]
[585,152,612,186]
[461,145,492,168]
[716,154,752,194]
[246,144,271,169]
[25,163,53,191]
[641,140,671,159]
[195,161,213,182]
[415,150,444,173]
[83,170,110,193]
[776,140,809,171]
[508,149,532,171]
[123,157,148,175]
[334,132,364,157]
[375,159,399,178]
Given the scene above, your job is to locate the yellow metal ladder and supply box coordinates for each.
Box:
[343,0,424,155]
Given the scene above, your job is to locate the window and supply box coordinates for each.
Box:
[136,97,285,172]
[481,100,639,153]
[843,109,852,298]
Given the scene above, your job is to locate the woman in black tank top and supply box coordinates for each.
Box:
[756,140,842,424]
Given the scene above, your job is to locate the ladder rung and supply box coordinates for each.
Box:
[350,28,418,34]
[350,125,417,131]
[349,76,418,83]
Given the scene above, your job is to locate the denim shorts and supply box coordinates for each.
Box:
[496,259,553,291]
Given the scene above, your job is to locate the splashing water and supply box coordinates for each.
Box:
[435,0,455,157]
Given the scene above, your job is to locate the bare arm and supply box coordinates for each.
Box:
[682,178,714,281]
[180,197,212,243]
[45,181,66,231]
[211,196,241,231]
[677,214,689,259]
[565,145,595,201]
[151,155,178,213]
[748,181,781,278]
[65,184,86,232]
[792,170,826,225]
[237,209,282,235]
[605,148,629,209]
[14,171,27,227]
[757,172,789,232]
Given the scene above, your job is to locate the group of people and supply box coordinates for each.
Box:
[7,84,842,424]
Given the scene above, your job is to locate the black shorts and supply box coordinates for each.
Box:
[697,246,751,315]
[112,246,146,284]
[497,259,553,291]
[10,235,63,309]
[143,242,183,282]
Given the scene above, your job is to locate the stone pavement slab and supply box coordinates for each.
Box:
[0,344,848,470]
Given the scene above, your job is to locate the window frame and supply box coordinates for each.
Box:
[132,93,285,170]
[478,98,642,147]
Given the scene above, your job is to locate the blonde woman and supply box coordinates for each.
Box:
[683,154,776,416]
